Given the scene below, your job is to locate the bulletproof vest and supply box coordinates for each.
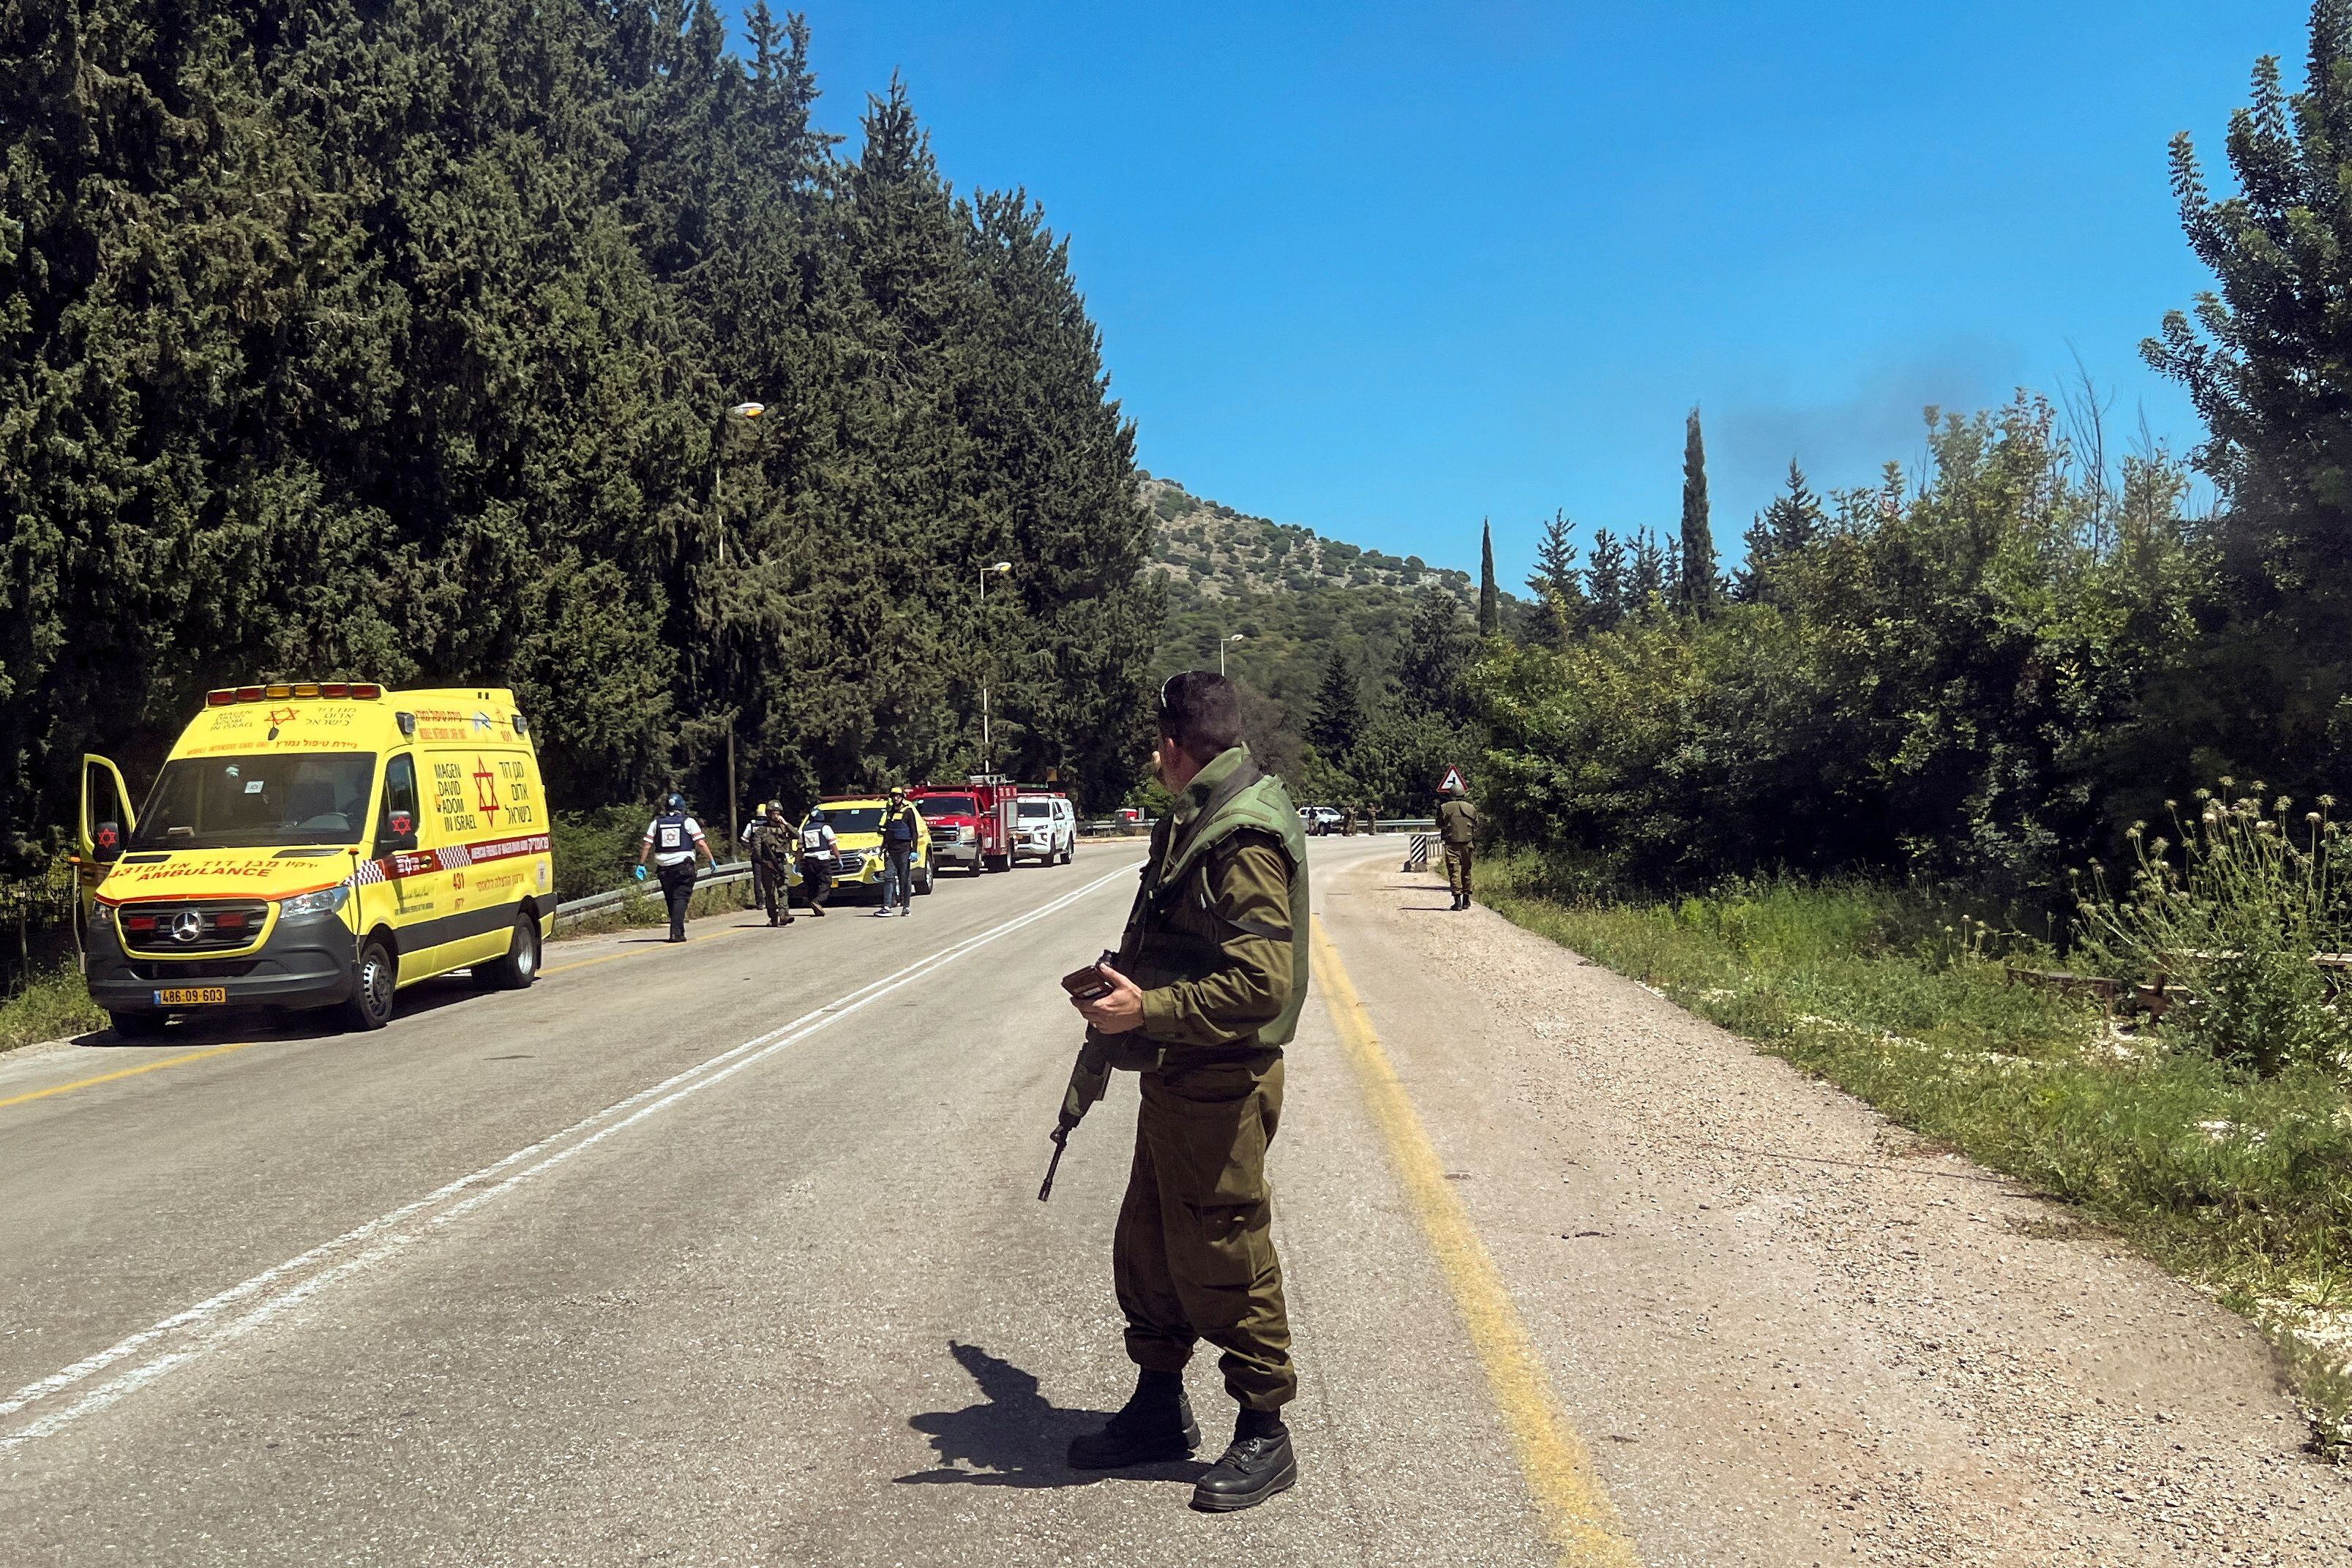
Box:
[1117,746,1311,1055]
[884,804,915,844]
[652,812,690,855]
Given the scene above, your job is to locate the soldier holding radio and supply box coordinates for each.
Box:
[1052,669,1309,1515]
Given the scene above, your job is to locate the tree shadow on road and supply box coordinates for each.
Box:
[896,1340,1205,1489]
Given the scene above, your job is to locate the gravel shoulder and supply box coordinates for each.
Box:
[1317,849,2350,1567]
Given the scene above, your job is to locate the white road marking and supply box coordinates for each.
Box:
[0,860,1141,1452]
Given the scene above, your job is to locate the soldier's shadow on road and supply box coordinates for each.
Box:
[896,1341,1206,1489]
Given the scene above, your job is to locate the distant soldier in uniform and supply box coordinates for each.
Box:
[637,792,713,942]
[1437,781,1479,910]
[1060,669,1308,1514]
[797,807,838,917]
[746,802,795,926]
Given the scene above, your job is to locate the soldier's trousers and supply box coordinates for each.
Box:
[1114,1058,1295,1411]
[1443,841,1474,904]
[753,860,787,921]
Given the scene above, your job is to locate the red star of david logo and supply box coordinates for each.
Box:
[472,757,502,821]
[267,707,297,727]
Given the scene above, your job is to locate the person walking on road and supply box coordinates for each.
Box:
[746,802,796,927]
[797,806,837,917]
[1059,669,1310,1514]
[878,785,920,918]
[638,792,713,943]
[1437,781,1480,911]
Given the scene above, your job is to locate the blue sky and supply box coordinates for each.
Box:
[744,1,2305,585]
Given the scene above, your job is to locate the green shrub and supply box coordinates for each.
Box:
[550,805,654,902]
[0,964,104,1053]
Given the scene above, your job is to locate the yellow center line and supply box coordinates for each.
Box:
[0,1040,268,1112]
[1311,915,1644,1568]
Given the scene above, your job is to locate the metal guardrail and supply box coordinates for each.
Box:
[552,860,752,931]
[1078,819,1157,838]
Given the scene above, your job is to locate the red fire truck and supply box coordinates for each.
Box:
[909,775,1025,875]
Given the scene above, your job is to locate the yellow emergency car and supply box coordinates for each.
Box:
[801,795,934,902]
[77,683,555,1035]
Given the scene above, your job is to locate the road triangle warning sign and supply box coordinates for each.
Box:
[1438,765,1467,794]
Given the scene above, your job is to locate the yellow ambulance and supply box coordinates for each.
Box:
[77,682,555,1035]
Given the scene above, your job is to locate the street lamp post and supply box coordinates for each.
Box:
[714,402,764,848]
[978,561,1014,772]
[1221,632,1246,677]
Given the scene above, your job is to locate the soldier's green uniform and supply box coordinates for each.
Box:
[1104,743,1309,1411]
[1437,790,1478,909]
[746,811,795,926]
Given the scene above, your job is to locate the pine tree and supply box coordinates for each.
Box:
[1734,460,1822,603]
[1581,530,1628,631]
[2143,6,2352,785]
[1628,528,1673,607]
[1524,510,1584,645]
[1308,648,1365,759]
[1478,519,1500,634]
[0,4,1165,863]
[1679,406,1716,615]
[1396,590,1479,721]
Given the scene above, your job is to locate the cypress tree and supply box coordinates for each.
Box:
[1477,519,1500,634]
[1679,406,1717,615]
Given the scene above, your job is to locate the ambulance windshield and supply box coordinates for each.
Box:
[132,753,381,850]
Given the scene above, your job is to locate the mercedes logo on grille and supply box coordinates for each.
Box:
[170,911,204,945]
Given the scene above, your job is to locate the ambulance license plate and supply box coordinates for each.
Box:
[154,987,228,1006]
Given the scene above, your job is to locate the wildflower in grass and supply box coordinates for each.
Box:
[2077,780,2352,1078]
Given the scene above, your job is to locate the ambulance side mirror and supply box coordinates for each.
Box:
[94,821,122,863]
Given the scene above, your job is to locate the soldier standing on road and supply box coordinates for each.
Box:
[637,792,713,943]
[1061,669,1309,1514]
[797,807,837,917]
[746,802,796,927]
[1437,781,1479,911]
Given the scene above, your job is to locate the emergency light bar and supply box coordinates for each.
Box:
[206,682,383,706]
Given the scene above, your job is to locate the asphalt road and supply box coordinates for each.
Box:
[3,836,2343,1565]
[0,837,1571,1565]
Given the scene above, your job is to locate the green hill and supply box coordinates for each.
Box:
[1141,474,1489,788]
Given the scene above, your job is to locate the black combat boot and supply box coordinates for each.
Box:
[1190,1407,1297,1512]
[1066,1370,1198,1469]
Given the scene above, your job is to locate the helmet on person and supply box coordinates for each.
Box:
[888,784,906,799]
[665,792,686,812]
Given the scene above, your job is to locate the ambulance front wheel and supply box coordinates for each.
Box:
[108,1010,168,1040]
[484,911,540,990]
[344,939,397,1032]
